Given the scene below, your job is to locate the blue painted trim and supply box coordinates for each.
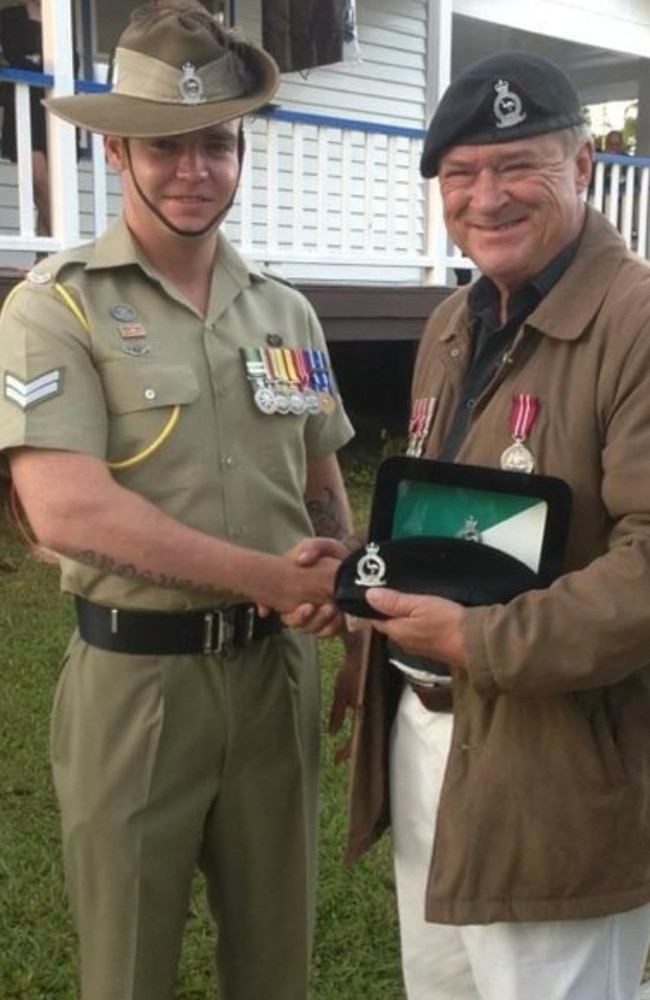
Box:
[0,69,424,138]
[0,67,106,93]
[596,151,650,167]
[0,67,53,86]
[260,105,426,140]
[4,68,650,159]
[75,79,108,93]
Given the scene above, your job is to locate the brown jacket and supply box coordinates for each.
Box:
[347,207,650,924]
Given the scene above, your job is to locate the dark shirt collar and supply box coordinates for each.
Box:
[467,236,581,334]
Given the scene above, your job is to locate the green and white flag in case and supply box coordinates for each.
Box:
[393,484,550,572]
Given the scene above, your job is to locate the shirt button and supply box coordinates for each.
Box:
[466,398,476,409]
[144,388,156,401]
[450,347,461,359]
[223,456,235,468]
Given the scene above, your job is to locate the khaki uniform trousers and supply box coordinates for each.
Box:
[390,685,650,1000]
[50,629,320,1000]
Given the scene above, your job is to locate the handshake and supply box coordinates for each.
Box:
[260,536,359,638]
[256,532,467,677]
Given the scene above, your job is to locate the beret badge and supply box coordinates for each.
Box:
[493,79,526,130]
[354,543,387,588]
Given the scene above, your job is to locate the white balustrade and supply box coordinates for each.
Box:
[2,70,650,283]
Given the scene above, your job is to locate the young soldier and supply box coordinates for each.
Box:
[0,5,354,998]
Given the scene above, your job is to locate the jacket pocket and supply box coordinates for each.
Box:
[99,361,200,471]
[101,360,199,415]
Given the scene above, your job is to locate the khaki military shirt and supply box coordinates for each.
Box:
[0,218,353,609]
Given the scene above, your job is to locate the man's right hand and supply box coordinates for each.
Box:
[266,550,341,619]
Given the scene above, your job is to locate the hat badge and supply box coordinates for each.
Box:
[455,515,482,543]
[179,63,205,105]
[355,543,387,588]
[493,79,526,130]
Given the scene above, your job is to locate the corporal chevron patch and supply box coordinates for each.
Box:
[4,369,63,409]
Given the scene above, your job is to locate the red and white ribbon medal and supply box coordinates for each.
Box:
[500,393,539,473]
[407,397,437,457]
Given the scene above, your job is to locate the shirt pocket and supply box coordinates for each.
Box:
[100,360,199,468]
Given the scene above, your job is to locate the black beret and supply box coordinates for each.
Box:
[421,50,586,178]
[334,536,540,620]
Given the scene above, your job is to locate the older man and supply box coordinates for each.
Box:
[345,52,650,1000]
[0,4,354,999]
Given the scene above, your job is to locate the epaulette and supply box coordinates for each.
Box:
[261,269,297,290]
[25,244,93,288]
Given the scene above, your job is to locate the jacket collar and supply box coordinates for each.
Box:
[527,207,630,341]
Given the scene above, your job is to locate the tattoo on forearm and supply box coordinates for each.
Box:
[306,487,346,539]
[71,549,223,596]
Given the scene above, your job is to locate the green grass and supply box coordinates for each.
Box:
[0,444,406,1000]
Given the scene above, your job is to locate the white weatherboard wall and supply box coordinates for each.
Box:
[0,0,430,283]
[224,0,429,283]
[238,0,428,127]
[0,160,122,270]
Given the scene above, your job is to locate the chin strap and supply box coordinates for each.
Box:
[123,123,246,239]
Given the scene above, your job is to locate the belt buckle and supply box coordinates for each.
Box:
[202,606,256,654]
[203,610,234,654]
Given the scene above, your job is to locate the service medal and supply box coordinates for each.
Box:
[289,390,306,415]
[254,386,278,414]
[317,392,336,415]
[500,440,536,473]
[242,348,276,414]
[295,350,320,414]
[274,390,291,415]
[307,348,337,416]
[406,396,437,458]
[303,389,322,414]
[500,393,539,474]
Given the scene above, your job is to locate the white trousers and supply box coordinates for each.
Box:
[390,685,650,1000]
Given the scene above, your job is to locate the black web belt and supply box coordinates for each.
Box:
[75,597,283,656]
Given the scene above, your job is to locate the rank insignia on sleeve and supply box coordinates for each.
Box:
[4,369,63,409]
